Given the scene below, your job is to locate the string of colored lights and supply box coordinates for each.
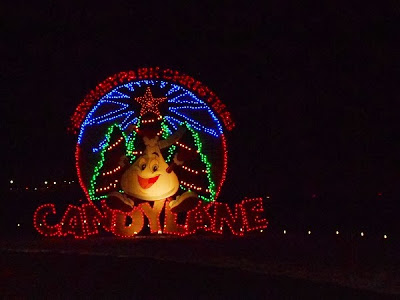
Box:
[33,197,268,238]
[160,120,176,163]
[102,166,121,176]
[180,165,207,174]
[134,87,167,116]
[167,109,220,137]
[180,181,209,192]
[73,74,230,204]
[185,123,216,202]
[70,68,235,134]
[125,118,141,163]
[107,137,124,150]
[88,118,142,201]
[88,124,129,201]
[29,202,392,240]
[161,118,215,200]
[8,180,77,191]
[96,180,118,193]
[78,99,131,144]
[77,79,225,145]
[141,115,163,124]
[216,133,228,199]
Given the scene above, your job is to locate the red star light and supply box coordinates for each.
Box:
[134,87,167,116]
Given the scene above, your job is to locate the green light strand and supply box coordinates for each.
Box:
[126,118,141,163]
[161,120,176,163]
[163,120,216,202]
[89,123,130,201]
[185,123,216,202]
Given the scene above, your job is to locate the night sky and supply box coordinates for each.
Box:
[3,3,400,220]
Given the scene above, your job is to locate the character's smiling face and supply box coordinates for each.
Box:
[121,149,179,201]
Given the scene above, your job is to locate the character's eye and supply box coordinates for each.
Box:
[141,163,146,170]
[149,159,159,173]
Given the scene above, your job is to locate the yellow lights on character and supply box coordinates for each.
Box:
[361,232,364,237]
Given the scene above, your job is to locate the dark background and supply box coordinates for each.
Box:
[2,2,399,233]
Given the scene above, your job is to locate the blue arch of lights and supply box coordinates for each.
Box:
[78,80,224,151]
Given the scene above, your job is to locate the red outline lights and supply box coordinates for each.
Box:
[33,198,268,239]
[33,204,60,237]
[134,87,167,116]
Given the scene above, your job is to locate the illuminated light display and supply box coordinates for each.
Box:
[70,67,235,135]
[76,82,223,204]
[211,202,245,236]
[33,204,61,237]
[111,207,145,237]
[59,205,86,238]
[102,166,121,176]
[87,124,129,201]
[163,200,188,236]
[185,203,213,235]
[107,137,124,150]
[33,198,267,238]
[139,201,164,233]
[134,87,167,116]
[241,198,268,232]
[33,68,268,238]
[81,203,103,236]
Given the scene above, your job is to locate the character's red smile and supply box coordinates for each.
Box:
[138,175,160,189]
